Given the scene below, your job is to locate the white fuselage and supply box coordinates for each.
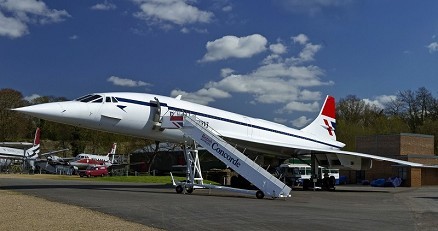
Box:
[0,145,39,170]
[0,146,26,159]
[14,92,344,156]
[69,153,112,169]
[0,145,38,160]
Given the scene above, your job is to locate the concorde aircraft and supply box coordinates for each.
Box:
[13,92,426,174]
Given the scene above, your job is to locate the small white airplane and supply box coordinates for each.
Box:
[68,143,118,170]
[12,92,426,173]
[0,128,41,171]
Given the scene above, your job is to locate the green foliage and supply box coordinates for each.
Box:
[0,88,33,141]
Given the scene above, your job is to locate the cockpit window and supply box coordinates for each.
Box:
[103,96,119,103]
[74,94,103,103]
[75,94,92,101]
[91,97,103,103]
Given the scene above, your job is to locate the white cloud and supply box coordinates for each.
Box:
[276,0,352,15]
[292,34,308,45]
[222,5,232,12]
[274,118,288,124]
[0,11,27,38]
[363,95,396,109]
[133,0,214,28]
[220,68,235,78]
[173,34,332,114]
[275,116,313,127]
[91,1,117,11]
[107,76,151,87]
[24,94,41,102]
[170,88,231,105]
[179,26,208,34]
[199,34,268,62]
[298,43,322,62]
[69,34,78,40]
[279,101,320,113]
[269,43,287,54]
[0,0,70,38]
[427,42,438,53]
[170,90,211,105]
[290,34,322,63]
[180,27,189,33]
[291,116,312,128]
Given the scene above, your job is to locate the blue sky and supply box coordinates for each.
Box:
[1,0,438,128]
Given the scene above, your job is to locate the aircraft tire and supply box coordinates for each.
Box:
[175,185,183,194]
[256,190,264,199]
[186,187,194,194]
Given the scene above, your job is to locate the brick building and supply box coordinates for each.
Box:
[341,133,438,186]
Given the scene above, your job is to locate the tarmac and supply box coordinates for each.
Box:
[0,174,437,231]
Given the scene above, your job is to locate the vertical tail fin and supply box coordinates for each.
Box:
[26,127,41,160]
[108,143,117,155]
[107,143,117,164]
[33,127,41,146]
[301,96,337,141]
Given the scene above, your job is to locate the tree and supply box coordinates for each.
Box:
[337,95,384,128]
[430,98,438,120]
[336,95,410,151]
[416,87,434,123]
[385,88,435,133]
[337,95,365,123]
[0,89,32,141]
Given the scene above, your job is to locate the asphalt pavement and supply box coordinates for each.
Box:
[1,176,437,231]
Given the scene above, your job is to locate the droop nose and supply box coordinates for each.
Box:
[12,102,65,121]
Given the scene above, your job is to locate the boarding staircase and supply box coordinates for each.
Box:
[162,115,291,199]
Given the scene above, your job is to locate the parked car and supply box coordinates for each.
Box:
[79,166,108,177]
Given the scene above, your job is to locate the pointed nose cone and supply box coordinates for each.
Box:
[13,102,65,122]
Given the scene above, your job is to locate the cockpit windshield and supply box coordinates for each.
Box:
[74,94,103,103]
[75,94,118,103]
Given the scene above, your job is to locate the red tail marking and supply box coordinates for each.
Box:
[34,128,41,145]
[323,119,333,136]
[321,96,336,119]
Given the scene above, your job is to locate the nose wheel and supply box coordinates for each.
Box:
[175,185,194,194]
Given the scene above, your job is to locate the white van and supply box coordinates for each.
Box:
[278,163,339,181]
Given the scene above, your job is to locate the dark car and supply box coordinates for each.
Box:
[79,166,109,177]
